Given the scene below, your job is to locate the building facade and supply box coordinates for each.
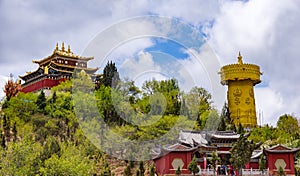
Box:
[19,43,100,93]
[153,130,300,176]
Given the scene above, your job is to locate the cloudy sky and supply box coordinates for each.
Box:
[0,0,299,126]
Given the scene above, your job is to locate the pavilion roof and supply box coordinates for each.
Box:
[178,130,208,146]
[207,130,240,139]
[32,43,94,65]
[264,144,300,154]
[163,143,198,152]
[19,61,98,81]
[251,150,263,159]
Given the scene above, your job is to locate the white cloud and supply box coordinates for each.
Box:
[179,43,226,109]
[119,51,166,88]
[255,87,284,126]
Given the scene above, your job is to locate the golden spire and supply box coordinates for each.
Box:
[68,45,71,53]
[237,51,243,64]
[55,43,59,50]
[61,42,65,51]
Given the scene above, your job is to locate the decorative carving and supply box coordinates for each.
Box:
[172,158,184,170]
[234,97,240,105]
[245,97,250,105]
[233,88,242,97]
[275,159,286,170]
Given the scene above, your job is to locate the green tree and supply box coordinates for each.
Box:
[218,115,226,131]
[188,156,199,175]
[0,138,43,175]
[40,136,61,162]
[149,163,156,176]
[230,134,258,176]
[141,78,181,115]
[259,154,266,172]
[102,61,120,88]
[237,123,245,134]
[210,151,220,176]
[175,166,181,176]
[203,109,221,131]
[139,161,145,176]
[40,144,94,176]
[136,169,140,176]
[277,166,286,176]
[183,87,212,129]
[277,114,299,136]
[36,90,47,112]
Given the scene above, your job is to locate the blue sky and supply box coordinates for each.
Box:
[1,0,300,126]
[145,38,189,59]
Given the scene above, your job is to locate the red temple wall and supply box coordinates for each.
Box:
[22,78,67,93]
[267,153,295,175]
[154,156,166,175]
[245,162,259,169]
[154,151,193,175]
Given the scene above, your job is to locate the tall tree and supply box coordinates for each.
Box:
[36,90,47,112]
[210,151,220,176]
[102,61,120,88]
[230,134,258,176]
[277,114,299,135]
[141,78,181,115]
[183,86,212,129]
[188,156,199,175]
[139,161,145,176]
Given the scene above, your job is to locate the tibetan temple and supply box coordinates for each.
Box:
[19,43,100,93]
[153,130,300,176]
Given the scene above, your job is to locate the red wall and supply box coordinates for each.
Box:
[22,78,67,93]
[154,151,193,175]
[267,153,295,175]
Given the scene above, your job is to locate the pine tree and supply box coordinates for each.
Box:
[188,156,199,175]
[259,153,266,173]
[277,166,286,176]
[218,116,226,131]
[102,61,120,88]
[175,166,181,176]
[149,163,156,176]
[237,123,245,134]
[136,169,140,176]
[230,134,258,176]
[51,91,57,104]
[210,151,220,176]
[139,161,145,176]
[36,90,46,112]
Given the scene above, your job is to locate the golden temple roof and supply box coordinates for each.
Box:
[32,42,94,65]
[219,52,262,85]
